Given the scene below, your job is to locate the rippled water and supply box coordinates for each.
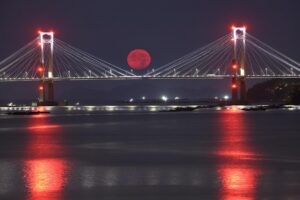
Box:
[0,107,300,199]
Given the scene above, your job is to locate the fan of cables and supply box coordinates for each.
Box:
[145,33,300,78]
[245,34,300,77]
[0,33,299,80]
[0,37,135,80]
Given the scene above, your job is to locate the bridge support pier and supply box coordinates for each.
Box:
[38,81,45,103]
[48,80,54,102]
[230,77,248,105]
[231,77,238,104]
[38,80,57,106]
[239,77,247,104]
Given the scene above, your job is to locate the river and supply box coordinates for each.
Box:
[0,106,300,199]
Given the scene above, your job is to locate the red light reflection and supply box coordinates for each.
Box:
[23,116,69,200]
[216,110,261,200]
[37,106,45,112]
[24,159,68,200]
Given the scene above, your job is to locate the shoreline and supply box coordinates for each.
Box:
[0,104,299,114]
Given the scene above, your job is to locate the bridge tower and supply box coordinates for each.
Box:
[231,59,238,103]
[38,31,56,105]
[232,26,247,104]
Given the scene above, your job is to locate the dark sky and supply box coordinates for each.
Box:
[0,0,299,104]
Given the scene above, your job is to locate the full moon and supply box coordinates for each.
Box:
[127,49,151,70]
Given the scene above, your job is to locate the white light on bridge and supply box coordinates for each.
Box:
[240,68,245,76]
[224,95,229,101]
[161,95,168,102]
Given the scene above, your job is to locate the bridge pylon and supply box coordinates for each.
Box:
[231,59,238,103]
[232,26,247,104]
[37,31,57,106]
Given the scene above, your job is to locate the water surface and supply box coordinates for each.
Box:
[0,107,300,199]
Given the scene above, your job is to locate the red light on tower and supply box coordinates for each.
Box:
[232,59,238,71]
[232,84,237,89]
[38,86,44,91]
[37,67,44,73]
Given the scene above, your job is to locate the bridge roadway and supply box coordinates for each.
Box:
[0,75,300,82]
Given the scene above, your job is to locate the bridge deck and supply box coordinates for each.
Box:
[0,75,300,82]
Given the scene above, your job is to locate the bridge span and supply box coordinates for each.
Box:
[0,26,299,105]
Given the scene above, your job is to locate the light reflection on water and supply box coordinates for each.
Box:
[217,110,262,200]
[0,109,299,199]
[24,159,68,200]
[23,115,70,200]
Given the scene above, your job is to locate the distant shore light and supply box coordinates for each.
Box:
[161,95,168,102]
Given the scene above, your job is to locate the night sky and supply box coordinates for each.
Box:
[0,0,299,104]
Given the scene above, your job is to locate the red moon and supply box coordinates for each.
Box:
[127,49,151,70]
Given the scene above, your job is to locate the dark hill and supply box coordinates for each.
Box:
[247,79,300,104]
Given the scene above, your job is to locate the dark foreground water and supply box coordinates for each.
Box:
[0,107,300,200]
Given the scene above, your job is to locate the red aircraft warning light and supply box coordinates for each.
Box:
[232,26,247,42]
[37,67,44,73]
[232,84,237,89]
[38,86,44,91]
[232,59,238,70]
[37,30,55,35]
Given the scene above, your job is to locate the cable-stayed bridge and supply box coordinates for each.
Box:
[0,27,299,104]
[145,33,300,79]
